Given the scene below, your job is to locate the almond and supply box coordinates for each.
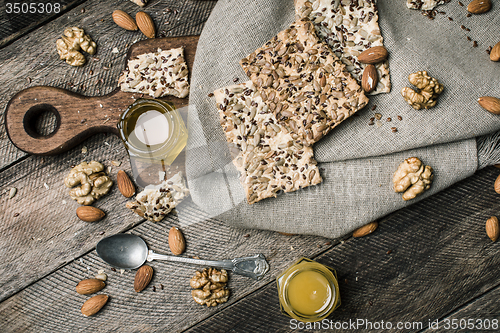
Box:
[357,46,388,64]
[76,206,105,222]
[490,42,500,62]
[478,96,500,115]
[486,216,499,242]
[494,174,500,194]
[136,11,155,39]
[117,170,135,198]
[467,0,491,14]
[76,278,105,295]
[362,64,378,93]
[81,294,108,317]
[169,227,186,255]
[134,265,153,292]
[112,10,138,31]
[353,221,378,238]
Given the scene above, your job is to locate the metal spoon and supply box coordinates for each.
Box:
[96,234,270,280]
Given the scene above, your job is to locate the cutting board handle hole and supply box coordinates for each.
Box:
[23,104,60,139]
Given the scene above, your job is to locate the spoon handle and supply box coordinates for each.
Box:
[147,251,269,280]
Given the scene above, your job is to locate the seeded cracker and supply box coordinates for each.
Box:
[125,172,190,222]
[118,47,190,98]
[295,0,391,95]
[214,81,322,204]
[240,18,369,146]
[406,0,450,11]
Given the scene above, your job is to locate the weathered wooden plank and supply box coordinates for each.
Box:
[0,134,143,302]
[0,0,86,48]
[0,0,216,169]
[421,285,500,333]
[183,167,500,333]
[0,202,334,332]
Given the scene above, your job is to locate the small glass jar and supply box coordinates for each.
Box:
[117,98,188,165]
[277,257,340,322]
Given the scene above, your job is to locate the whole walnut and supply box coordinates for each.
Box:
[393,157,433,201]
[401,71,444,110]
[64,161,112,205]
[56,27,97,66]
[190,268,229,307]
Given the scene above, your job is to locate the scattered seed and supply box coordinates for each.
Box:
[344,278,348,284]
[317,244,321,248]
[369,301,373,306]
[473,41,478,48]
[99,231,105,235]
[243,234,250,238]
[233,77,239,82]
[192,256,200,259]
[467,36,472,41]
[14,213,19,217]
[387,250,393,255]
[487,46,492,55]
[460,25,466,30]
[93,57,100,62]
[80,119,87,124]
[386,117,391,122]
[111,160,121,167]
[44,183,49,190]
[374,113,382,120]
[368,121,374,126]
[81,8,85,13]
[160,284,164,290]
[466,13,471,17]
[397,115,403,121]
[458,1,463,6]
[153,286,156,292]
[103,66,110,70]
[27,77,31,83]
[81,146,88,154]
[448,17,453,21]
[325,241,331,245]
[208,92,214,97]
[8,188,17,199]
[371,105,377,111]
[111,267,116,272]
[391,127,398,133]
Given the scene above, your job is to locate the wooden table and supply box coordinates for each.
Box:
[1,1,499,332]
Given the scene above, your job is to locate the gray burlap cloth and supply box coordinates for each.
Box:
[184,0,500,238]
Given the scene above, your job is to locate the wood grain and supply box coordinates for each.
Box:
[4,35,198,155]
[0,202,333,332]
[0,0,85,48]
[185,167,500,333]
[421,284,500,332]
[0,0,216,169]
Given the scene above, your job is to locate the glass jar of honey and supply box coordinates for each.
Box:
[117,98,188,166]
[276,257,340,322]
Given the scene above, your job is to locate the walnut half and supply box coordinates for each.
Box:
[56,27,97,66]
[64,161,112,205]
[190,268,229,307]
[393,157,433,201]
[401,71,444,110]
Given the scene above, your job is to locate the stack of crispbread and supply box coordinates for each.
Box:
[213,17,370,204]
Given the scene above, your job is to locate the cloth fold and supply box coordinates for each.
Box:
[185,0,500,238]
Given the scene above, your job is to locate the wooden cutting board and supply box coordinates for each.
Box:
[4,35,199,156]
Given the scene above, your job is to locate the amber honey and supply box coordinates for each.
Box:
[277,258,340,322]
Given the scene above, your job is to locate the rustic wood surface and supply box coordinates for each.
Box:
[1,0,500,332]
[4,35,198,155]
